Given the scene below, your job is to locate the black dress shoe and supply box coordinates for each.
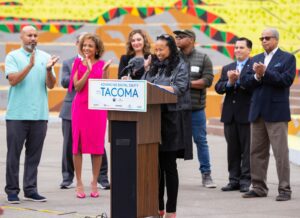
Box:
[240,185,249,193]
[276,193,291,201]
[242,190,266,198]
[221,183,240,191]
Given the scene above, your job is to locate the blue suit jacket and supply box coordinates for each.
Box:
[240,48,296,122]
[59,56,77,120]
[215,59,253,124]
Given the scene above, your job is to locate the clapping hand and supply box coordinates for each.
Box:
[253,62,266,79]
[144,54,152,71]
[227,70,240,85]
[103,59,113,79]
[29,50,35,67]
[46,55,59,71]
[103,59,113,72]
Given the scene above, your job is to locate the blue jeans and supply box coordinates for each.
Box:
[192,109,211,174]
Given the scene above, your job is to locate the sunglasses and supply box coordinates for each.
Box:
[175,35,188,40]
[259,36,275,41]
[156,34,171,40]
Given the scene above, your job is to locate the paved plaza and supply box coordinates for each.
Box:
[0,119,300,218]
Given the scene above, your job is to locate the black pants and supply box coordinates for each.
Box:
[224,122,250,186]
[159,151,178,213]
[5,120,47,195]
[61,119,108,184]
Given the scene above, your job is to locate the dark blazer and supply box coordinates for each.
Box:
[215,59,252,124]
[142,58,191,111]
[240,48,296,122]
[59,56,77,120]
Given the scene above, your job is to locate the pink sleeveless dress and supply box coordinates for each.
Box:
[69,58,107,154]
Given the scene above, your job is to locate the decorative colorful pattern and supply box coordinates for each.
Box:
[0,23,83,33]
[0,6,225,25]
[0,1,22,5]
[94,6,224,24]
[201,45,235,59]
[174,0,206,7]
[0,16,89,23]
[194,25,238,44]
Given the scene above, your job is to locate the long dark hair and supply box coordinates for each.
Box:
[126,29,151,56]
[148,34,180,77]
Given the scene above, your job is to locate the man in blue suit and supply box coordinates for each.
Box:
[215,37,253,193]
[59,33,110,190]
[240,28,296,201]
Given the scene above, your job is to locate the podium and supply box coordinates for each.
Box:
[108,82,177,218]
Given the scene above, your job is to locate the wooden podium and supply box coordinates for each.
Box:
[108,82,177,218]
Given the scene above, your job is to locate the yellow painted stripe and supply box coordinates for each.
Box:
[2,205,106,217]
[291,114,300,119]
[289,135,300,151]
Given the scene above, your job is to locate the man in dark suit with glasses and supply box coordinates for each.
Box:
[240,28,296,201]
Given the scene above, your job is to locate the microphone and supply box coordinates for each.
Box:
[125,57,144,71]
[120,57,145,79]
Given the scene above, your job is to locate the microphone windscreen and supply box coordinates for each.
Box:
[129,57,144,71]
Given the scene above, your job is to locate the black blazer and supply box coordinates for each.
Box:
[59,56,77,120]
[215,59,253,124]
[240,48,296,122]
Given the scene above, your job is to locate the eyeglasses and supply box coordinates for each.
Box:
[156,34,171,40]
[175,35,188,40]
[259,36,275,41]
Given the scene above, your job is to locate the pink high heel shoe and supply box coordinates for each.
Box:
[90,182,99,198]
[158,210,165,218]
[76,186,86,199]
[90,192,99,198]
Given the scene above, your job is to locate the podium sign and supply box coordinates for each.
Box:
[88,79,147,112]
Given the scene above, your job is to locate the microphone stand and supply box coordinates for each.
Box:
[127,68,133,80]
[119,65,133,79]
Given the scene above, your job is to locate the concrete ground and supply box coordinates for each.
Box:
[0,119,300,218]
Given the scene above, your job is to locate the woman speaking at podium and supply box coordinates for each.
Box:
[143,34,192,218]
[118,29,151,80]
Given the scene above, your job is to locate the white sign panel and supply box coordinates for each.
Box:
[88,79,147,112]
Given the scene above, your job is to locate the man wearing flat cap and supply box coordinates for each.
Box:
[174,29,216,188]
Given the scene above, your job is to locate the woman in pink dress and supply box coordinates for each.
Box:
[68,33,110,198]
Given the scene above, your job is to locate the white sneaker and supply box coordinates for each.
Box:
[60,182,75,189]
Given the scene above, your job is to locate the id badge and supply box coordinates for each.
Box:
[191,66,200,72]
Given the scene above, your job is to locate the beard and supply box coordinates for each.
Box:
[24,43,36,51]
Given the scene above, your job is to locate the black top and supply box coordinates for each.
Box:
[118,54,149,80]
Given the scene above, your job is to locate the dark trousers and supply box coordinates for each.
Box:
[5,120,47,195]
[61,119,108,184]
[224,122,250,187]
[159,151,178,213]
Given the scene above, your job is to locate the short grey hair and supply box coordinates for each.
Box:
[263,28,279,40]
